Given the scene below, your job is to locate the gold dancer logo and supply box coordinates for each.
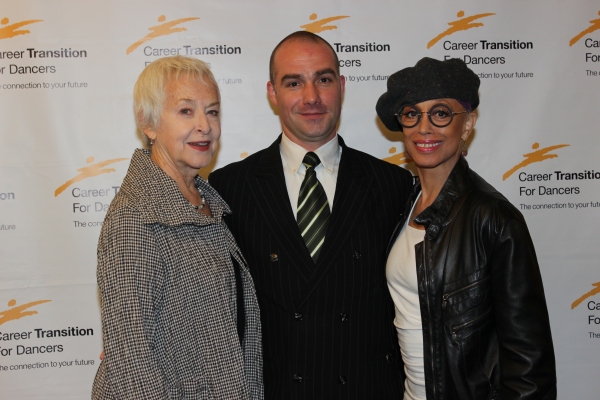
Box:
[428,10,495,49]
[570,11,600,46]
[572,282,600,309]
[0,16,43,40]
[0,299,51,326]
[54,156,128,197]
[502,142,570,181]
[383,147,413,166]
[300,13,349,34]
[127,15,200,55]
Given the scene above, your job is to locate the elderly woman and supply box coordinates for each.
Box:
[376,58,556,400]
[92,56,263,399]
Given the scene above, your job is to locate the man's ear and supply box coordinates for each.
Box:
[267,81,278,106]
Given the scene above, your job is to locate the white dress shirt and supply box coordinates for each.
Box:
[279,133,342,219]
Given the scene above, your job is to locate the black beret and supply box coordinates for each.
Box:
[376,57,480,132]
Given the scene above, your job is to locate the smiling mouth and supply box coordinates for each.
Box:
[298,107,328,115]
[302,114,324,119]
[188,141,210,150]
[415,142,441,149]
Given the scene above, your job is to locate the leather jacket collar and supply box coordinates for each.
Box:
[412,157,473,240]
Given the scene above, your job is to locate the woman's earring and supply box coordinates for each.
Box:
[461,139,468,157]
[149,138,154,146]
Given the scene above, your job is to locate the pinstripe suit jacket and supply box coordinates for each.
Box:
[210,136,413,399]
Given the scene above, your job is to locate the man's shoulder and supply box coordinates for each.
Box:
[210,147,270,182]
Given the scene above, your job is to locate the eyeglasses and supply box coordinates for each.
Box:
[395,103,469,128]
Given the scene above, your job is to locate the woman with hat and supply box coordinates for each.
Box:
[376,57,556,400]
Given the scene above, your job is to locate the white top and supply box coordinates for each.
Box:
[386,197,426,400]
[279,133,342,219]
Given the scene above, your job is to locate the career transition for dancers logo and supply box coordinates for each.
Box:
[502,142,600,199]
[503,143,570,181]
[570,10,600,46]
[428,10,496,49]
[299,12,393,72]
[126,15,242,58]
[0,298,51,326]
[127,14,200,55]
[0,16,43,40]
[54,156,128,197]
[427,10,535,68]
[300,13,349,34]
[572,282,600,309]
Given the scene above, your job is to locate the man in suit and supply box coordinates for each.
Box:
[210,31,413,399]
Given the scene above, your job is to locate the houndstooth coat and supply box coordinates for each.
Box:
[92,149,263,399]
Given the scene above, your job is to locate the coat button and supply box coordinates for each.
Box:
[385,353,394,364]
[352,251,361,260]
[340,313,349,322]
[270,253,278,262]
[293,374,303,383]
[294,312,303,321]
[338,375,347,385]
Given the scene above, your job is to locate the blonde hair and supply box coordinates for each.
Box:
[133,56,219,133]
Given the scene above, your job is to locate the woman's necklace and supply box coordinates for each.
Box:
[191,188,206,210]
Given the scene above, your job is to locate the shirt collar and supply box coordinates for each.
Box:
[280,133,340,176]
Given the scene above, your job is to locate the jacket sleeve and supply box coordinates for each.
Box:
[486,203,557,399]
[96,207,169,399]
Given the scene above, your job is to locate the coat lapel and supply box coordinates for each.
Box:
[248,137,315,282]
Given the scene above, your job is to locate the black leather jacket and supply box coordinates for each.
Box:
[388,157,556,400]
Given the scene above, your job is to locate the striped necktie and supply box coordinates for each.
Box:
[297,152,330,263]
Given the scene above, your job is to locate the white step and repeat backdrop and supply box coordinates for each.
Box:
[1,0,599,398]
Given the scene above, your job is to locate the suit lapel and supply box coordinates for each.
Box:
[299,138,373,305]
[248,137,315,282]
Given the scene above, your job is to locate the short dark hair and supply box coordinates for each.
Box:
[269,31,340,84]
